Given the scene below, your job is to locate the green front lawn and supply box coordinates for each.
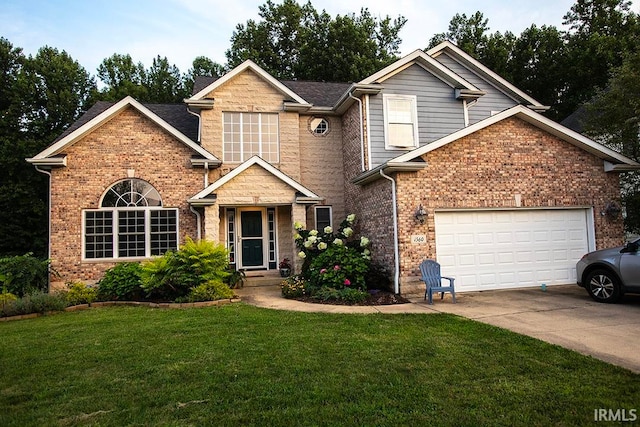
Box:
[1,304,637,426]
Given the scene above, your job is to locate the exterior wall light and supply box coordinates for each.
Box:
[415,204,427,224]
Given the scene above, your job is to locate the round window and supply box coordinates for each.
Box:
[308,117,329,136]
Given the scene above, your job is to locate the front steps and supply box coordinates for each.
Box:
[243,271,284,288]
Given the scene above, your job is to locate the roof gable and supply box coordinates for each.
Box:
[28,96,219,164]
[187,60,310,106]
[391,105,640,168]
[359,49,481,93]
[427,41,546,109]
[189,156,322,202]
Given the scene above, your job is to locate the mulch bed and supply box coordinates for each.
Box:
[295,290,411,306]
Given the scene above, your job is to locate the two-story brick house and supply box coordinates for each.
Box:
[29,42,640,294]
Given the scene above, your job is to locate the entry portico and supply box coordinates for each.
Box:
[189,156,322,272]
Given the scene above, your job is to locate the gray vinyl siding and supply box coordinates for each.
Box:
[433,52,519,124]
[368,64,464,167]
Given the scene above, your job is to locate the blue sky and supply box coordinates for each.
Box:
[3,0,638,78]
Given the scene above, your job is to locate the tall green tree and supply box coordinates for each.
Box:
[0,41,96,256]
[146,55,187,103]
[97,53,148,101]
[559,0,640,119]
[226,0,406,82]
[184,56,227,94]
[509,25,568,118]
[584,51,640,233]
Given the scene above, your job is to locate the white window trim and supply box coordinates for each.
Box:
[383,93,419,150]
[82,207,179,261]
[222,112,280,163]
[314,206,333,231]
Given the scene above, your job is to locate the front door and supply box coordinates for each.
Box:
[240,210,265,269]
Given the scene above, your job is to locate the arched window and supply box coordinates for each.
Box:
[84,179,178,259]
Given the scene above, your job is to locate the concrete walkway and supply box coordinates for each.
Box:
[236,284,640,373]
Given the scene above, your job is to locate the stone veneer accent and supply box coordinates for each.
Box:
[49,107,203,288]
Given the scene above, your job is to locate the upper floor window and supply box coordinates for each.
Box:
[383,94,419,149]
[308,117,329,136]
[83,179,178,260]
[223,112,279,163]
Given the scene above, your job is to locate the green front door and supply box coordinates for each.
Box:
[240,210,264,268]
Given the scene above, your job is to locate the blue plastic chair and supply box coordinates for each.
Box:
[419,260,456,304]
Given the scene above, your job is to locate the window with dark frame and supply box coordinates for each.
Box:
[315,206,332,230]
[83,179,178,260]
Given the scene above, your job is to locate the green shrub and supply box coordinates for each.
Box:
[1,291,68,317]
[225,268,246,289]
[186,280,234,302]
[141,238,230,301]
[64,282,98,305]
[97,262,144,301]
[0,254,51,297]
[313,286,368,304]
[281,275,307,298]
[308,245,369,291]
[365,262,393,292]
[0,292,18,304]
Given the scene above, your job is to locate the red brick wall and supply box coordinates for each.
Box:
[395,117,624,281]
[342,103,396,272]
[49,107,203,286]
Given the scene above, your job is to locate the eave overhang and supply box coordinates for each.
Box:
[25,155,67,168]
[334,84,383,115]
[185,99,215,110]
[604,161,640,172]
[352,161,427,186]
[283,101,313,112]
[190,157,222,168]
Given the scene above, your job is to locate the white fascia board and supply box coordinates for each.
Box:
[186,59,308,105]
[31,96,220,163]
[359,49,480,92]
[427,41,545,107]
[190,156,321,200]
[390,105,640,167]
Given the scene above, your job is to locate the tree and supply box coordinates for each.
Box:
[428,12,491,58]
[0,41,96,256]
[509,25,568,118]
[146,55,187,103]
[184,56,226,94]
[584,51,640,233]
[559,0,640,120]
[96,53,148,101]
[226,0,406,82]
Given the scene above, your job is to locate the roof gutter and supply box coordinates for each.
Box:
[352,161,427,186]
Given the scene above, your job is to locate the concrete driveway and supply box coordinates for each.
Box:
[420,285,640,373]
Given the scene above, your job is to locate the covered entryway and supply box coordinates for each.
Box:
[435,209,594,292]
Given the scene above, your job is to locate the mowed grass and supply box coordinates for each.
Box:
[1,304,638,426]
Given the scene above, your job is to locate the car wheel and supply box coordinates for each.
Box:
[585,269,622,303]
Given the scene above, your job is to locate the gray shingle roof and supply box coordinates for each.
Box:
[193,76,351,108]
[52,101,199,144]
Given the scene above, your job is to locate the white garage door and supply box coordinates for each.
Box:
[435,209,592,292]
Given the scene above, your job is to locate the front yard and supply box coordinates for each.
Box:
[1,304,637,426]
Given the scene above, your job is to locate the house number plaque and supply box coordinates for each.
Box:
[411,235,426,244]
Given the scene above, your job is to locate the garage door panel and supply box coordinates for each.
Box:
[435,209,590,292]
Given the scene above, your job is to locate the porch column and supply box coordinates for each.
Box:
[203,204,221,243]
[291,203,307,273]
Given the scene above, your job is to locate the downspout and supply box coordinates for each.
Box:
[34,166,52,291]
[379,169,400,295]
[186,106,209,188]
[190,205,202,241]
[348,93,366,172]
[186,106,205,241]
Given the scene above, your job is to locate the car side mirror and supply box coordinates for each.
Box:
[621,242,639,253]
